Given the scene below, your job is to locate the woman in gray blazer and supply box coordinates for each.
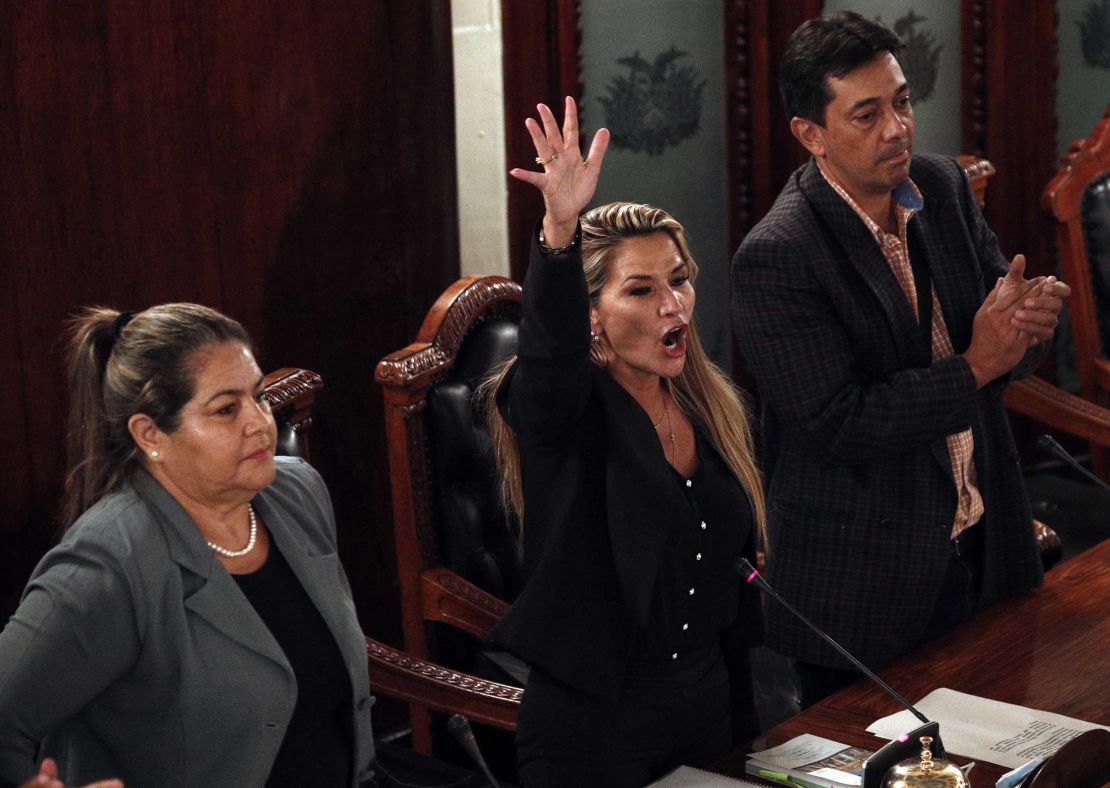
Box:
[0,304,374,787]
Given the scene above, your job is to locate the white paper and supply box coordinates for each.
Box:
[867,688,1110,769]
[647,765,764,787]
[810,767,862,785]
[746,733,852,769]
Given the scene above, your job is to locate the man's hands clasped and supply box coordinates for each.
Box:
[964,254,1071,388]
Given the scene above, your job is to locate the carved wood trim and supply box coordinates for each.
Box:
[420,567,511,640]
[365,636,520,731]
[375,276,522,390]
[1042,104,1110,222]
[956,154,996,208]
[961,0,988,157]
[725,0,753,246]
[261,367,322,429]
[405,410,440,568]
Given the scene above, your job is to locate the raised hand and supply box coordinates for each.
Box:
[509,96,610,248]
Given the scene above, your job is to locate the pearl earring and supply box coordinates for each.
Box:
[150,451,159,458]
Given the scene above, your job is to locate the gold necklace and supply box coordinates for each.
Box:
[654,393,677,462]
[650,392,667,430]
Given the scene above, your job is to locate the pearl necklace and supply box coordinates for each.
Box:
[207,505,258,558]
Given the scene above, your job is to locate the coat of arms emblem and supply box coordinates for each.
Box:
[599,46,706,156]
[891,10,943,103]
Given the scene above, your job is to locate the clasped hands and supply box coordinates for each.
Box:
[964,254,1071,388]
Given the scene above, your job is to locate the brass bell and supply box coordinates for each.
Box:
[884,736,969,788]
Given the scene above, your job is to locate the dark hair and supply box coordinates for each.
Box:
[780,10,903,126]
[62,303,252,529]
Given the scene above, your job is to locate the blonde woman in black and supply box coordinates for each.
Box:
[484,98,767,787]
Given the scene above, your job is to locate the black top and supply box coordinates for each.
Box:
[628,431,755,666]
[489,234,762,701]
[234,539,352,787]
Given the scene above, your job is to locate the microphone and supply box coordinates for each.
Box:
[1036,434,1110,494]
[446,714,501,788]
[736,557,929,726]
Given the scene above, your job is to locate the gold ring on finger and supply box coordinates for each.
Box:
[535,153,559,165]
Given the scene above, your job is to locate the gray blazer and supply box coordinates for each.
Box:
[0,457,374,787]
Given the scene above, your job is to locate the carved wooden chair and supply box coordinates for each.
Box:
[1027,104,1110,477]
[262,364,522,750]
[957,153,1110,563]
[375,276,525,753]
[960,115,1110,469]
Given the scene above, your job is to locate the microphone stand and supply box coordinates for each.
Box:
[1037,434,1110,494]
[738,557,928,725]
[737,558,946,787]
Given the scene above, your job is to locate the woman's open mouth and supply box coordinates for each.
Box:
[661,325,688,357]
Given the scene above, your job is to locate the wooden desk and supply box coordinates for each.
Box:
[712,538,1110,786]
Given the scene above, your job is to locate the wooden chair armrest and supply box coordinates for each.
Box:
[1004,377,1110,448]
[419,567,511,641]
[262,367,323,428]
[1094,358,1110,394]
[365,636,521,731]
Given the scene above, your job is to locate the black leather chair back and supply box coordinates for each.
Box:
[425,317,523,604]
[1083,172,1110,353]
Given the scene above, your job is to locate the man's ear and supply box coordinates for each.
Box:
[790,116,826,158]
[128,413,164,461]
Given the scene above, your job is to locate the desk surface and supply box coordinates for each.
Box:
[713,538,1110,786]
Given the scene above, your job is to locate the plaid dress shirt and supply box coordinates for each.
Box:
[818,163,984,539]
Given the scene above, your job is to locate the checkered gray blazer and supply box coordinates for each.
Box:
[731,154,1043,670]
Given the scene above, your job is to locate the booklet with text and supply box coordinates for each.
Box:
[746,734,872,788]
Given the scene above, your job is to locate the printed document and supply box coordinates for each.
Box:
[867,688,1110,769]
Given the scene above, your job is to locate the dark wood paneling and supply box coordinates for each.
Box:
[0,1,459,645]
[500,0,580,282]
[965,1,1058,279]
[725,0,820,252]
[725,0,820,398]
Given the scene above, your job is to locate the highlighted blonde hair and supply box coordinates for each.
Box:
[482,202,766,549]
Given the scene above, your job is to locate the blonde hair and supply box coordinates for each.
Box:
[482,203,766,549]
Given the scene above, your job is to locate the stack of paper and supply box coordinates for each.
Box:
[746,734,872,788]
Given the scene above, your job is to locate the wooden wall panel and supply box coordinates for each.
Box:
[963,0,1058,280]
[726,0,820,250]
[500,0,580,282]
[0,1,459,642]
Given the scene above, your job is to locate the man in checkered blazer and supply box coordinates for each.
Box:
[731,11,1070,707]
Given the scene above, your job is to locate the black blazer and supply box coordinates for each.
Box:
[731,154,1043,669]
[491,238,759,700]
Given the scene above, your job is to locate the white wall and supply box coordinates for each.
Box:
[451,0,510,277]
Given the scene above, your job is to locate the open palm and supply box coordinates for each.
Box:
[509,97,610,244]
